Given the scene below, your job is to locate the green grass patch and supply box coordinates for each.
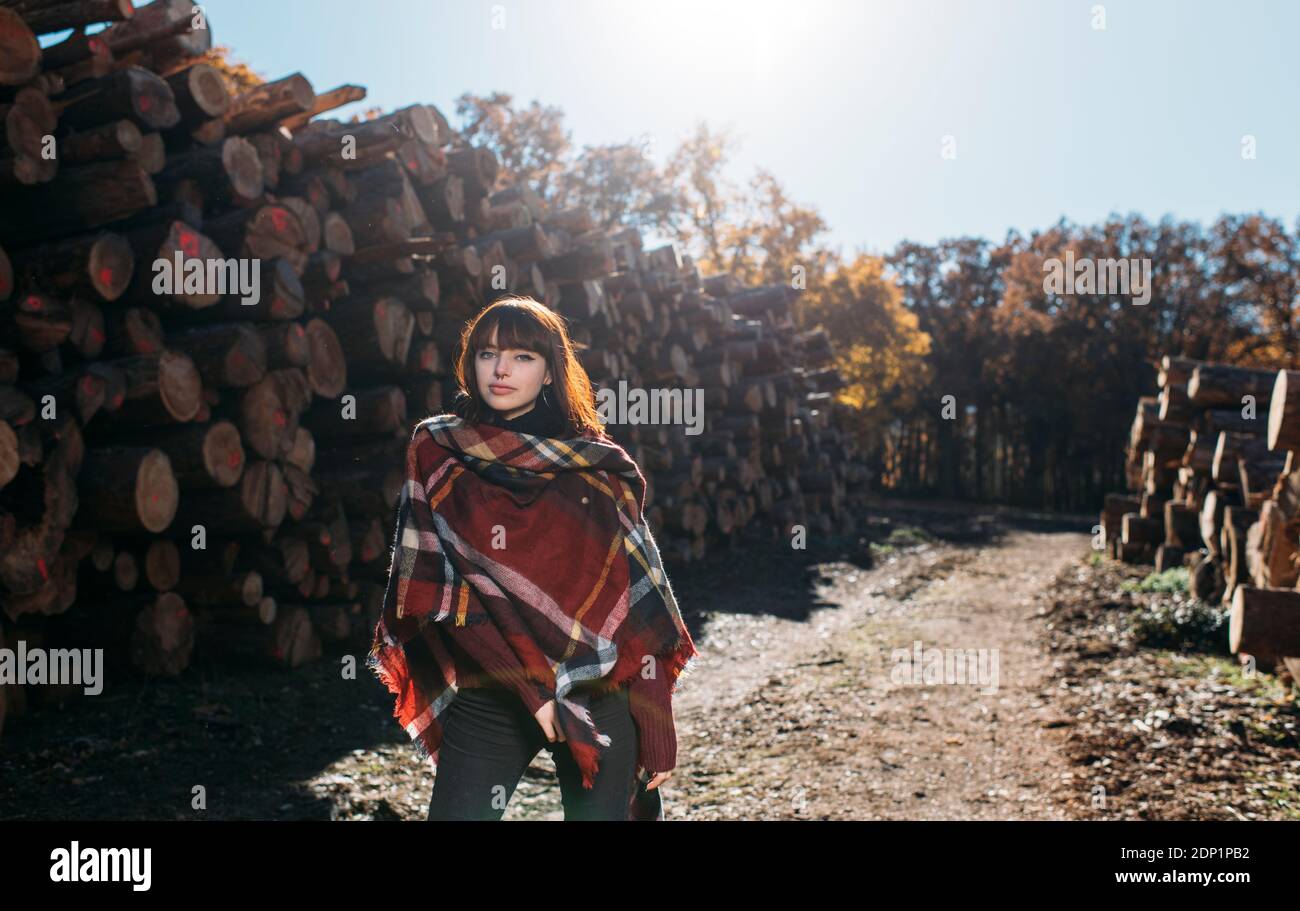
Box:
[1179,653,1298,698]
[1121,567,1189,594]
[1128,595,1229,653]
[869,525,937,557]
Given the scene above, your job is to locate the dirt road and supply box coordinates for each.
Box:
[663,527,1085,820]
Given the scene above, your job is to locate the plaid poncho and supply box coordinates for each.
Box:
[368,413,699,816]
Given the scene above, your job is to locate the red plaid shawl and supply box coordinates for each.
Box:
[368,413,699,814]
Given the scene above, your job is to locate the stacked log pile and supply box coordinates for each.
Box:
[1100,354,1300,680]
[0,1,871,733]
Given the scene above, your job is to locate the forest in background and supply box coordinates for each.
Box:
[206,46,1298,513]
[449,91,1300,512]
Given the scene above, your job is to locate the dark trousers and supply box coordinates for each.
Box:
[427,684,638,821]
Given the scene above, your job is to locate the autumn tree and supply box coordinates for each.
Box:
[660,121,744,273]
[555,140,677,233]
[194,44,264,90]
[796,253,932,461]
[454,92,572,199]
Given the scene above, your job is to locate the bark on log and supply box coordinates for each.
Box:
[75,445,177,532]
[223,72,315,135]
[1230,585,1300,665]
[10,230,134,301]
[55,65,180,132]
[1187,363,1276,409]
[134,418,244,488]
[59,119,143,164]
[106,348,202,425]
[169,458,287,532]
[0,159,156,245]
[165,321,268,388]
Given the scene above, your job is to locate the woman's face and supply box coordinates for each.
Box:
[474,326,552,420]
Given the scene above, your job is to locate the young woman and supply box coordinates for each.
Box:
[369,295,698,821]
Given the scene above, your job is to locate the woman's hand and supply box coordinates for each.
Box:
[533,699,566,742]
[640,768,672,790]
[536,699,672,789]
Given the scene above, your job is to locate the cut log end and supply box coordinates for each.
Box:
[1267,370,1300,452]
[205,419,246,487]
[157,349,203,421]
[90,233,136,300]
[220,135,265,200]
[0,9,41,86]
[136,449,179,532]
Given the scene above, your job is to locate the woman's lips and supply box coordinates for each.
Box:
[489,384,515,393]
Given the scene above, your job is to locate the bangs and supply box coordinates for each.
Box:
[468,304,552,355]
[452,294,605,437]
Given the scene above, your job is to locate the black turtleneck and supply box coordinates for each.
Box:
[480,387,567,437]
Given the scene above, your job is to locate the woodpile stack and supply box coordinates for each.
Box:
[0,1,871,733]
[1100,354,1300,679]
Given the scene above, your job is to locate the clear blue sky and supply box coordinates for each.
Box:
[132,0,1300,255]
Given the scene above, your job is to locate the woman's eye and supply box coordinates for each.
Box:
[517,353,533,361]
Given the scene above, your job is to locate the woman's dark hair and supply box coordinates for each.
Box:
[451,295,606,437]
